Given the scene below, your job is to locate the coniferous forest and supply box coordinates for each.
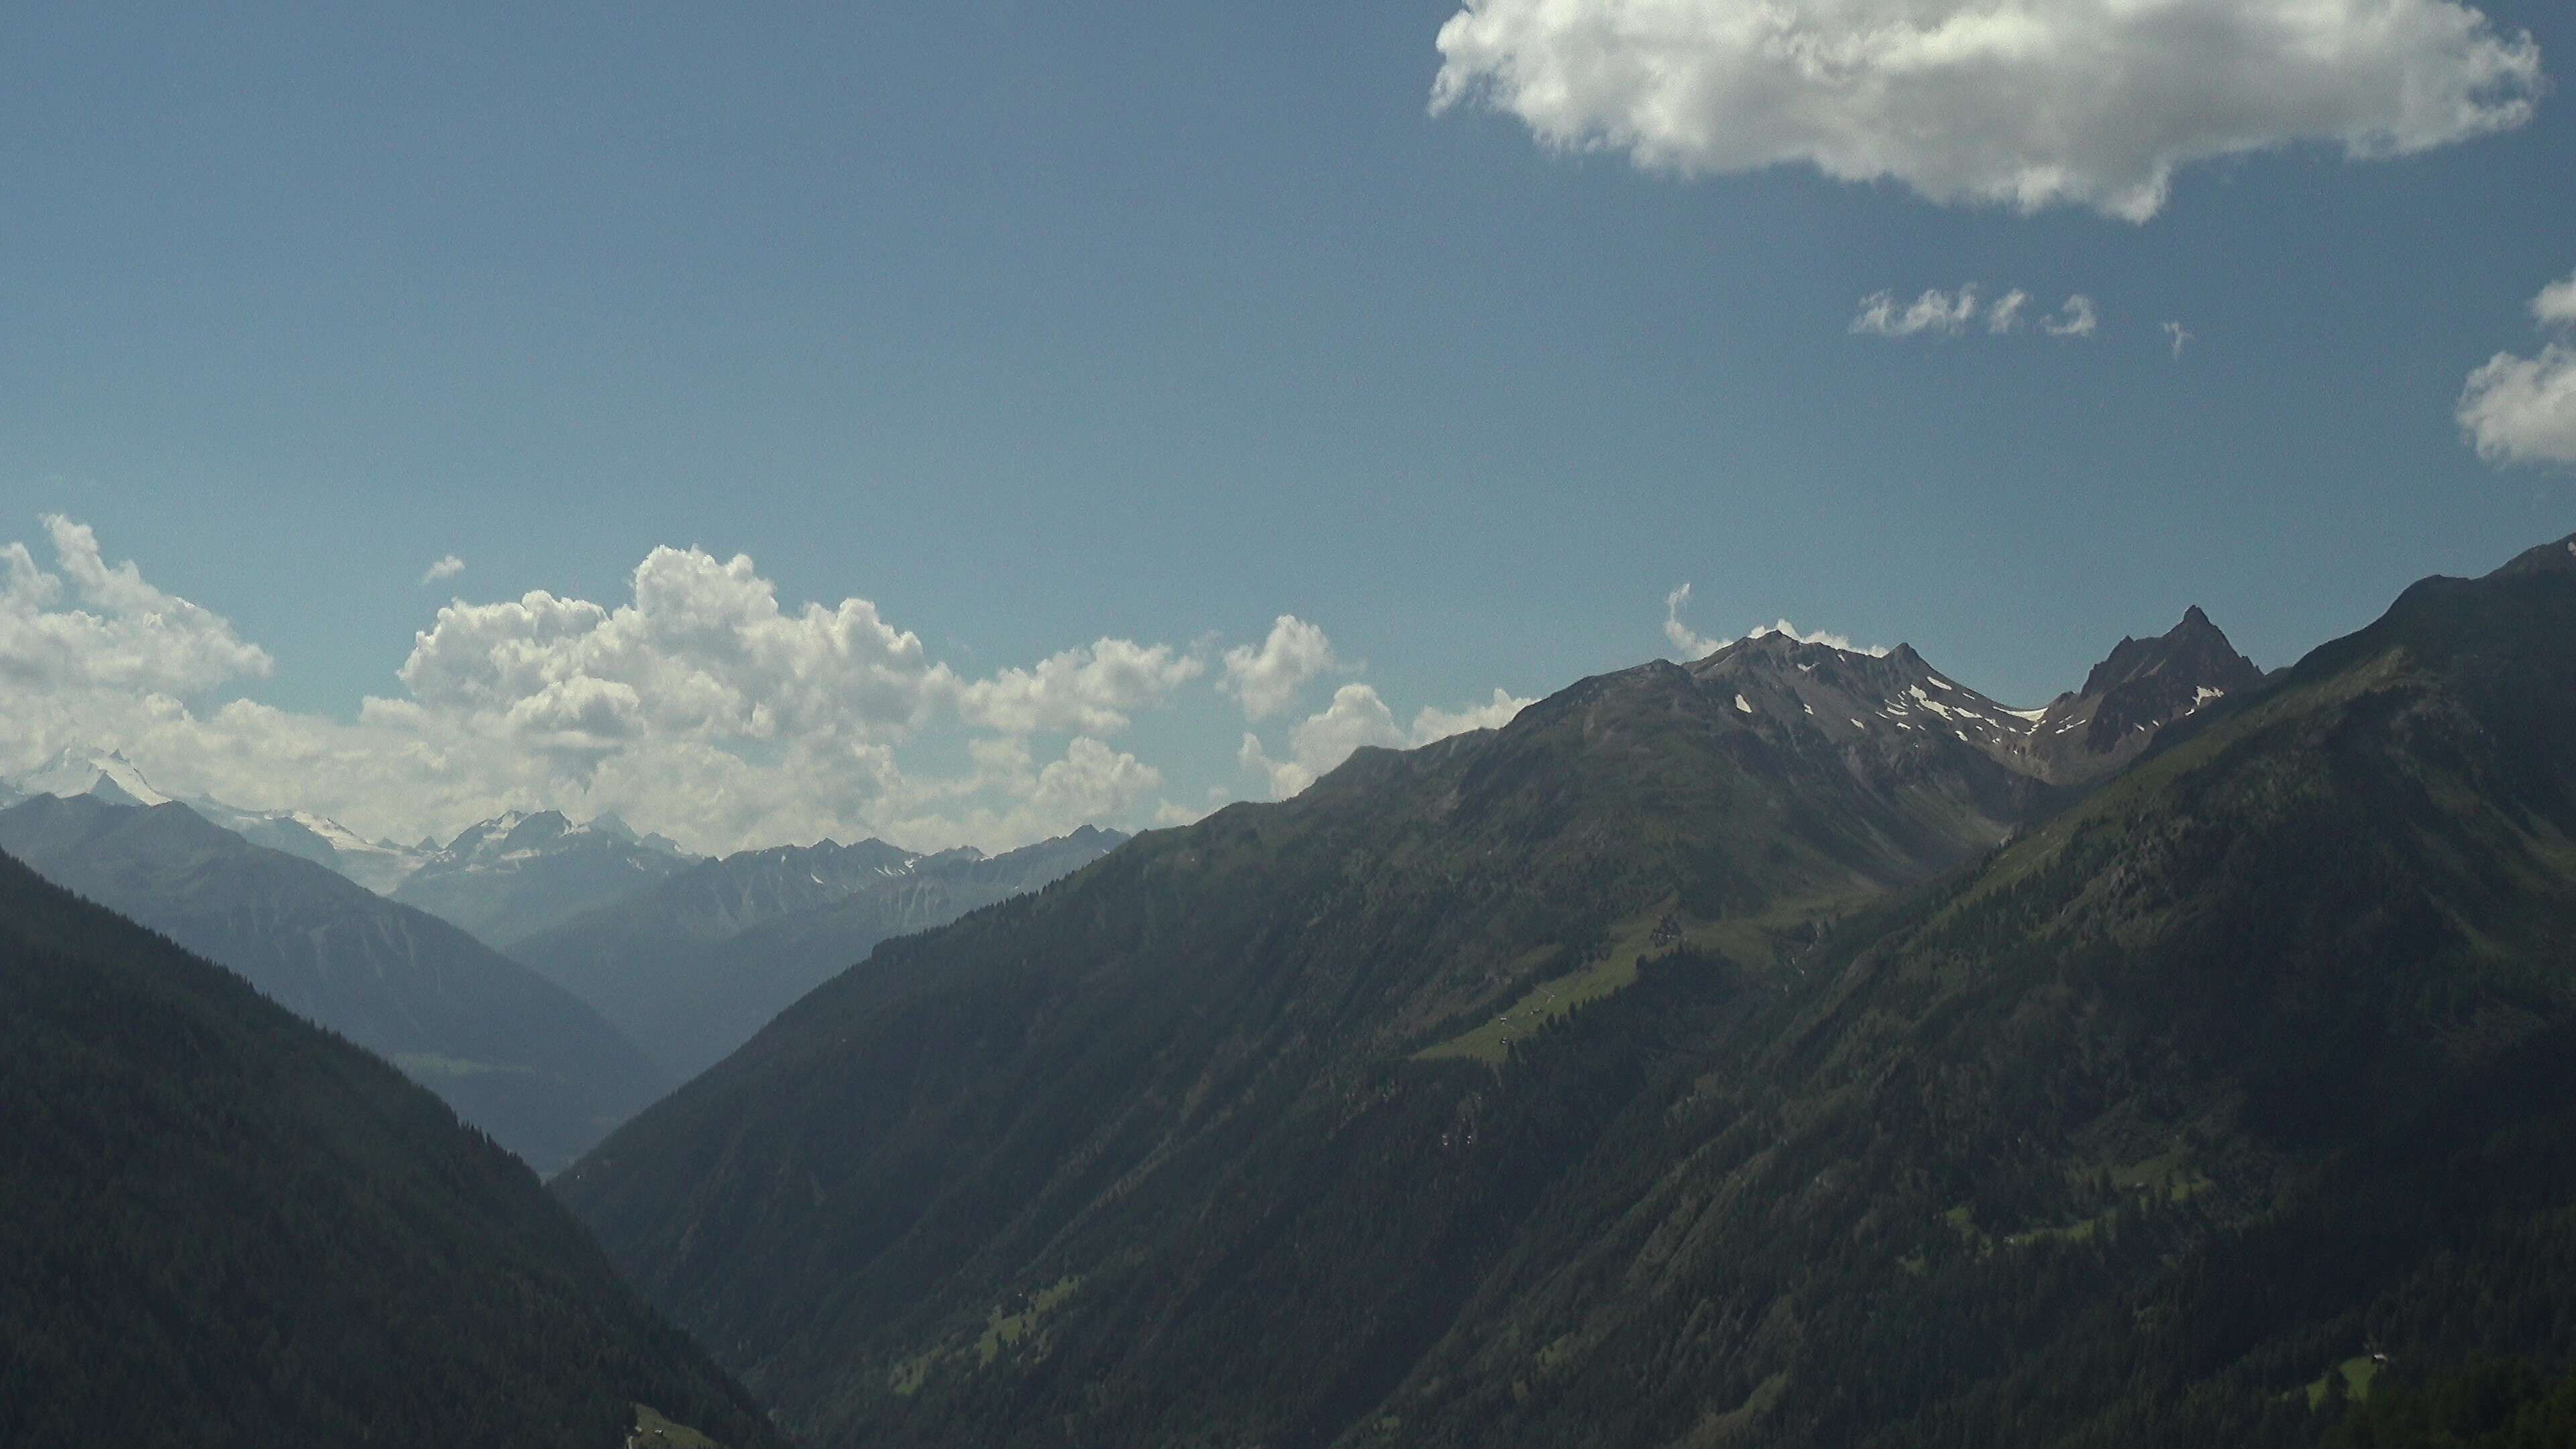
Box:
[0,851,777,1448]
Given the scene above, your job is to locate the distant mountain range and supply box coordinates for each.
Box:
[558,543,2576,1448]
[390,808,699,949]
[513,826,1129,1080]
[2,748,435,892]
[0,845,779,1448]
[0,794,663,1172]
[0,746,1140,1144]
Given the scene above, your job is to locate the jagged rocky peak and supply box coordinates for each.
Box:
[441,810,529,855]
[2020,605,2262,784]
[587,809,641,843]
[13,746,173,808]
[1686,629,2040,759]
[2076,604,2263,702]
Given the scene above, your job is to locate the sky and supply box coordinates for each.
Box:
[1,0,2571,855]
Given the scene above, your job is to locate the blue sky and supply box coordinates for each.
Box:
[1,1,2570,853]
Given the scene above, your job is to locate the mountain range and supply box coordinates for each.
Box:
[391,808,699,948]
[556,543,2576,1448]
[19,533,2576,1447]
[4,748,437,893]
[513,826,1130,1081]
[0,794,664,1173]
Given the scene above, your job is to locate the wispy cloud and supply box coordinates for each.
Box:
[2163,321,2194,358]
[1664,583,1723,659]
[1664,586,1888,663]
[421,554,466,585]
[2043,296,2100,338]
[1856,288,2098,340]
[1852,286,1985,337]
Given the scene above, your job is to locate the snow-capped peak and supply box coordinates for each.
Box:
[12,747,173,808]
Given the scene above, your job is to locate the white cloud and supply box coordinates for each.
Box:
[1665,588,1892,663]
[421,554,465,585]
[1856,287,2096,339]
[2460,349,2576,467]
[2163,321,2194,359]
[2043,296,2100,338]
[1750,620,1890,658]
[1852,286,1982,337]
[1220,614,1339,719]
[397,545,957,747]
[957,638,1203,736]
[1240,682,1536,800]
[0,521,1540,851]
[2537,273,2576,329]
[1150,792,1226,830]
[0,516,273,695]
[1411,688,1532,743]
[0,520,1219,856]
[1664,583,1723,659]
[1430,0,2542,221]
[2459,270,2576,468]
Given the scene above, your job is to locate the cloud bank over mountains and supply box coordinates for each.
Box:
[1430,0,2542,219]
[0,519,1523,855]
[1665,582,1888,663]
[1238,684,1533,802]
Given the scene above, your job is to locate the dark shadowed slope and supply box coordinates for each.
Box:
[565,537,2576,1449]
[515,826,1128,1081]
[0,849,780,1449]
[0,795,665,1172]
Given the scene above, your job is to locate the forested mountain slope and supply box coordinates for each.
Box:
[564,536,2576,1448]
[0,849,779,1449]
[0,795,663,1171]
[556,627,2106,1444]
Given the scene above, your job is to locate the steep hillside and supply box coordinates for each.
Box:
[556,633,2088,1442]
[0,849,780,1449]
[563,537,2576,1448]
[517,827,1128,1080]
[0,796,664,1172]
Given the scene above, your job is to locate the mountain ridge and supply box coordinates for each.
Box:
[0,793,665,1171]
[559,538,2576,1448]
[393,808,700,948]
[513,825,1132,1081]
[0,845,780,1448]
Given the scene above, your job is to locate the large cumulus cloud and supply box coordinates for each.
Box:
[1430,0,2544,220]
[0,526,1192,853]
[0,521,1526,855]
